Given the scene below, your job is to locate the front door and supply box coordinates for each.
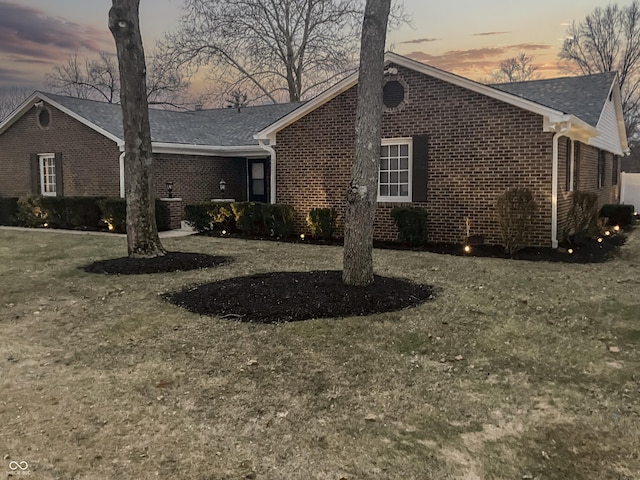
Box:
[248,158,268,203]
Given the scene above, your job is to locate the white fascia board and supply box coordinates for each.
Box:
[544,115,600,139]
[22,92,122,144]
[150,142,267,157]
[255,73,360,141]
[0,91,40,135]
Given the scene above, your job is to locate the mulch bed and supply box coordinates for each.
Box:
[81,252,230,275]
[166,270,436,323]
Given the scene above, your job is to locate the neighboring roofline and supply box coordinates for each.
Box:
[0,91,123,144]
[255,51,599,142]
[147,142,268,157]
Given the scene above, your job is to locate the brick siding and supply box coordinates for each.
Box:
[275,64,556,247]
[0,103,120,197]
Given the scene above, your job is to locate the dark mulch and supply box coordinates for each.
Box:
[166,270,436,323]
[81,252,230,275]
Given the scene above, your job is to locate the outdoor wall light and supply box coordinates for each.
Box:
[165,181,174,198]
[219,179,226,193]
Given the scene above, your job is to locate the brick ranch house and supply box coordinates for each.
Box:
[0,92,300,208]
[0,52,629,247]
[257,53,629,247]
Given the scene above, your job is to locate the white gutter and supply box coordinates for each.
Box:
[258,138,277,204]
[119,152,125,198]
[551,121,571,248]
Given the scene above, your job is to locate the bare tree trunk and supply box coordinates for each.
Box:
[109,0,165,258]
[342,0,391,286]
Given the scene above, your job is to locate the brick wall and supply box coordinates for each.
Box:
[275,64,554,246]
[557,140,620,240]
[0,103,120,197]
[153,154,247,205]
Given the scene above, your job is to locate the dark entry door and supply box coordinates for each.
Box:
[248,158,268,203]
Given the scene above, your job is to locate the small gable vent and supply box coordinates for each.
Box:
[37,108,50,128]
[383,80,405,108]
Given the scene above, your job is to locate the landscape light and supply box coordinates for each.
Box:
[300,233,305,240]
[604,230,611,236]
[568,248,574,254]
[221,230,227,235]
[613,225,620,232]
[597,237,603,243]
[463,245,471,254]
[43,222,49,228]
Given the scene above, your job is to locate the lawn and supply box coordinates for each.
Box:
[0,229,639,479]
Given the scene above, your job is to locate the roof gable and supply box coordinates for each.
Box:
[491,72,617,128]
[0,91,303,151]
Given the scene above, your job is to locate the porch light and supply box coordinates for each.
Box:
[219,179,226,193]
[165,181,174,198]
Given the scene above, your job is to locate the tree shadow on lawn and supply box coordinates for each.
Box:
[165,270,436,323]
[81,251,231,275]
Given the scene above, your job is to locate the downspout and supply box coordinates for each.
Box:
[259,139,277,204]
[118,151,125,198]
[551,123,570,248]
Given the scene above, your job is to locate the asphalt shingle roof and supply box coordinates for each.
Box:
[41,92,303,146]
[491,72,617,127]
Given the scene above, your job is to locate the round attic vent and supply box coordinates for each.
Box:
[383,80,405,108]
[37,108,50,128]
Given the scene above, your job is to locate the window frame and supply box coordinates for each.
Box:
[38,153,57,196]
[378,137,413,203]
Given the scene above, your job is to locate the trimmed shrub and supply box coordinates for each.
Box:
[232,202,268,236]
[306,208,338,240]
[391,207,428,246]
[496,187,537,254]
[265,204,295,238]
[599,204,635,227]
[0,197,20,226]
[562,191,599,243]
[184,202,236,233]
[17,196,104,229]
[99,198,170,233]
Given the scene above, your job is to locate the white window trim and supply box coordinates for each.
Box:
[38,153,56,197]
[378,137,412,203]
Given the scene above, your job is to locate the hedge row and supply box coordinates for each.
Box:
[184,201,295,238]
[0,196,169,232]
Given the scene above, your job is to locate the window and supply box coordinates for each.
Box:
[612,156,619,185]
[379,139,412,202]
[39,154,56,196]
[597,150,606,189]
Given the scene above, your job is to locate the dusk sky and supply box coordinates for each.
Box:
[0,0,635,93]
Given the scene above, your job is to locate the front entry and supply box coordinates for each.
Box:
[248,158,269,203]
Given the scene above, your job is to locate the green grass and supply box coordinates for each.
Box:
[0,228,639,479]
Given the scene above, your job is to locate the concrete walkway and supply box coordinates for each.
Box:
[0,225,197,238]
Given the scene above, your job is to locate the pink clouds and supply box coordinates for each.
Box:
[405,43,556,79]
[0,1,113,85]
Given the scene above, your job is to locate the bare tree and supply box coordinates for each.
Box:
[489,52,539,83]
[45,50,191,108]
[109,0,166,258]
[560,1,640,137]
[162,0,404,104]
[342,0,391,286]
[0,87,33,121]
